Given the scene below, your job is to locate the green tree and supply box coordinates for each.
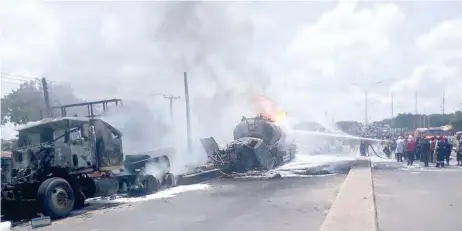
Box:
[1,80,44,125]
[1,80,83,125]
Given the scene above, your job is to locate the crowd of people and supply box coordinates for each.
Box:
[382,133,462,167]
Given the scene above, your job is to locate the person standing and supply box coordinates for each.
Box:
[415,136,422,161]
[395,136,405,162]
[444,137,451,165]
[421,137,431,167]
[406,136,416,166]
[447,134,454,165]
[359,139,366,156]
[456,135,462,166]
[436,138,448,168]
[431,136,438,163]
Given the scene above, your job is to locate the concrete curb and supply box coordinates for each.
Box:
[319,157,378,231]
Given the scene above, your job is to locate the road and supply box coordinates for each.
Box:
[13,174,347,231]
[372,160,462,231]
[10,153,462,231]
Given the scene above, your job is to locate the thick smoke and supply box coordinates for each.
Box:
[3,1,334,172]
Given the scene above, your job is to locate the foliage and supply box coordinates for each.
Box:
[1,80,44,125]
[336,110,462,133]
[1,80,83,125]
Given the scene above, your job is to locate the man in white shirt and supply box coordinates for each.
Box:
[395,136,405,162]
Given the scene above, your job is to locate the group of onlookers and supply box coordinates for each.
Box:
[391,133,462,167]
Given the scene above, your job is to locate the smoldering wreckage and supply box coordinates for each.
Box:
[0,99,298,226]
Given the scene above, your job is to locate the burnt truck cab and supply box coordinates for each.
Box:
[1,117,173,219]
[11,117,123,180]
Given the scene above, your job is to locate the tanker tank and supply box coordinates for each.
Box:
[200,114,297,173]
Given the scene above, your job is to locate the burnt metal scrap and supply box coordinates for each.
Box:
[201,114,297,174]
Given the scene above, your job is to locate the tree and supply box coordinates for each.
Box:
[1,80,83,125]
[335,111,462,133]
[1,80,44,125]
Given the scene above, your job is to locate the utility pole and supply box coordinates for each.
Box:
[391,93,394,118]
[364,91,368,132]
[163,95,181,122]
[41,77,52,118]
[390,93,394,128]
[184,72,192,154]
[441,91,445,114]
[414,91,418,128]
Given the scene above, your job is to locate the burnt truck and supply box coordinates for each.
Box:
[1,117,174,219]
[200,115,296,173]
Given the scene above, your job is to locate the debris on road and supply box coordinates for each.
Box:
[30,216,51,229]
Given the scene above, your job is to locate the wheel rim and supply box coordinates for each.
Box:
[51,187,69,210]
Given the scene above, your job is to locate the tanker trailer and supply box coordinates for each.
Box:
[200,114,296,173]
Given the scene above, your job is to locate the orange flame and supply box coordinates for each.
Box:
[253,95,287,123]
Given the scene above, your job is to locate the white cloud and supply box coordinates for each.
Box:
[392,17,462,114]
[282,1,405,122]
[1,0,461,144]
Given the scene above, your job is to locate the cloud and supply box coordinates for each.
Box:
[392,17,462,113]
[1,0,461,147]
[282,1,405,122]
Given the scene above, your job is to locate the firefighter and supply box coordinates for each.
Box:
[436,138,449,168]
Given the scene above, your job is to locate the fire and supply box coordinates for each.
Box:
[275,111,288,124]
[252,95,287,124]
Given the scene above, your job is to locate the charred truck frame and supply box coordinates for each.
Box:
[201,114,297,173]
[1,100,175,219]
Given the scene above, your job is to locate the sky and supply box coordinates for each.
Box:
[1,0,462,143]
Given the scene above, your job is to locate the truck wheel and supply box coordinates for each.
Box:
[37,177,75,219]
[141,175,159,195]
[163,173,175,188]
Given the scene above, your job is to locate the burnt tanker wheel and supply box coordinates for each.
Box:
[141,175,160,195]
[163,173,175,188]
[37,177,75,219]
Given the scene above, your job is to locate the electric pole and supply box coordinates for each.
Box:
[441,91,445,114]
[364,91,368,132]
[184,72,192,154]
[163,95,181,122]
[390,93,394,128]
[41,77,51,118]
[391,93,394,118]
[415,91,418,128]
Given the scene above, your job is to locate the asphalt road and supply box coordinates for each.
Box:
[13,174,347,231]
[372,160,462,231]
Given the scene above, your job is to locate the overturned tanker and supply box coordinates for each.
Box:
[200,114,296,173]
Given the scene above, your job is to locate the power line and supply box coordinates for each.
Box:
[1,73,57,83]
[0,72,40,80]
[1,80,24,86]
[0,76,32,83]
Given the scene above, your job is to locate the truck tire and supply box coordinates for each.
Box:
[141,175,159,195]
[37,177,75,219]
[163,173,175,188]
